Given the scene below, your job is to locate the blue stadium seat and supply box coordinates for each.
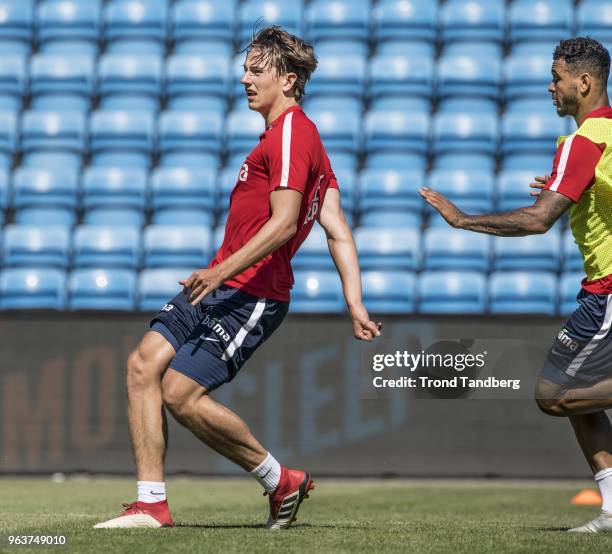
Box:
[0,110,16,166]
[427,169,494,215]
[354,227,419,270]
[159,151,219,171]
[0,267,66,309]
[82,167,147,211]
[104,0,168,43]
[14,207,76,226]
[305,0,370,42]
[138,268,191,310]
[216,167,238,213]
[423,228,490,272]
[89,110,155,168]
[443,40,503,59]
[292,225,333,270]
[38,38,98,57]
[225,109,264,154]
[440,0,504,44]
[68,268,137,310]
[73,225,141,268]
[418,271,486,313]
[504,52,552,100]
[309,109,360,154]
[434,153,495,172]
[359,169,424,214]
[501,112,567,156]
[83,208,145,227]
[173,39,232,58]
[12,166,78,210]
[433,112,498,155]
[361,270,415,313]
[493,234,561,272]
[577,0,612,43]
[437,98,497,115]
[509,0,573,44]
[314,39,368,58]
[369,54,434,99]
[364,109,428,155]
[150,167,215,211]
[152,208,214,227]
[0,38,30,56]
[238,0,303,42]
[168,94,226,114]
[166,54,231,100]
[303,96,363,114]
[0,54,25,105]
[21,111,86,161]
[328,151,358,172]
[0,0,33,42]
[359,210,421,228]
[502,153,552,172]
[437,51,501,99]
[0,166,7,208]
[212,224,225,249]
[497,169,539,211]
[560,271,583,314]
[143,225,211,268]
[159,110,224,156]
[365,152,427,172]
[372,0,437,43]
[307,55,366,98]
[290,270,344,313]
[4,224,70,268]
[98,54,162,111]
[563,230,582,272]
[489,271,557,314]
[105,39,165,56]
[333,168,356,212]
[37,0,101,43]
[376,39,435,57]
[171,0,236,43]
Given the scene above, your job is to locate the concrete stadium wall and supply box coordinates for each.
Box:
[0,313,597,478]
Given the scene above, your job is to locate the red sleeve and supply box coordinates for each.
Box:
[544,134,604,202]
[264,112,312,195]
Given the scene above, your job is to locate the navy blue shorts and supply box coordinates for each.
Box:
[541,288,612,386]
[150,286,289,392]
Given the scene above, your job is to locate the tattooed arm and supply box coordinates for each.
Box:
[418,187,572,237]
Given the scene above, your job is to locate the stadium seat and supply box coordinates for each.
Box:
[368,54,434,99]
[166,54,231,100]
[0,54,25,104]
[372,0,437,43]
[443,40,503,59]
[560,271,583,314]
[359,210,421,228]
[12,166,78,210]
[563,230,583,272]
[427,169,495,215]
[82,167,147,211]
[364,109,428,155]
[0,267,66,310]
[354,227,419,270]
[14,207,76,227]
[309,109,361,154]
[68,268,137,310]
[168,94,226,114]
[0,0,33,43]
[0,166,7,208]
[508,0,573,44]
[159,151,219,171]
[418,271,487,314]
[307,56,366,98]
[138,268,192,311]
[21,110,86,161]
[104,0,168,43]
[423,228,490,272]
[171,0,236,43]
[173,38,232,58]
[440,0,504,44]
[143,225,212,268]
[38,38,98,57]
[493,234,561,272]
[314,39,368,58]
[376,39,435,58]
[290,270,344,313]
[502,153,552,172]
[501,112,567,156]
[3,224,70,268]
[332,167,356,211]
[489,271,557,314]
[150,167,215,211]
[83,208,145,227]
[361,270,415,313]
[225,109,264,154]
[216,167,238,213]
[0,110,16,166]
[437,97,497,115]
[302,95,363,114]
[497,169,539,211]
[36,0,101,44]
[504,52,552,100]
[305,0,370,42]
[238,0,303,42]
[73,225,141,269]
[105,38,165,56]
[152,208,214,227]
[328,151,359,172]
[158,110,224,156]
[434,153,495,172]
[292,225,333,271]
[432,112,498,155]
[577,0,612,43]
[359,169,424,214]
[437,51,501,99]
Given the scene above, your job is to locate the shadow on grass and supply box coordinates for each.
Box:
[175,523,359,530]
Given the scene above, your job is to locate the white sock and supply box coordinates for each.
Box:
[250,452,281,493]
[137,481,166,503]
[595,468,612,513]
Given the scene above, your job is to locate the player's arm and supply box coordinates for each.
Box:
[318,188,381,341]
[181,189,302,305]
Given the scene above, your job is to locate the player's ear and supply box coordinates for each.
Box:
[283,72,298,95]
[579,72,592,95]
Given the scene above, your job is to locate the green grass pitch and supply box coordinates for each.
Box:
[2,478,612,553]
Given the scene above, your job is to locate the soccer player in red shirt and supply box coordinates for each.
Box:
[421,38,612,533]
[95,27,381,530]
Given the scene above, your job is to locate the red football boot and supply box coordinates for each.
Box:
[94,499,173,528]
[265,466,314,530]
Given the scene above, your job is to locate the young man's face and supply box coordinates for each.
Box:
[241,48,286,115]
[548,58,581,117]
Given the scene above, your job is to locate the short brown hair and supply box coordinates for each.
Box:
[554,37,610,85]
[246,26,318,101]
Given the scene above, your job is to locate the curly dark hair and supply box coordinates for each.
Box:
[553,37,610,85]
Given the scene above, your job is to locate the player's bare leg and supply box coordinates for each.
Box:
[536,377,612,416]
[162,368,314,529]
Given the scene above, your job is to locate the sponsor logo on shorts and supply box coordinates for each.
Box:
[201,312,231,342]
[162,304,174,312]
[557,328,579,351]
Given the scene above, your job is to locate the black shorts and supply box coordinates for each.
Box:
[150,286,289,392]
[540,288,612,386]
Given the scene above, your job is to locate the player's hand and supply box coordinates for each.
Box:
[179,267,224,305]
[349,303,382,342]
[419,187,464,228]
[529,174,550,197]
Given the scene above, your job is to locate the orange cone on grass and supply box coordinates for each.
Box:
[571,489,602,506]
